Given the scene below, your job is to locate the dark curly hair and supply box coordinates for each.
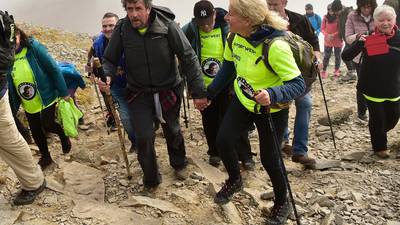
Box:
[121,0,152,10]
[356,0,378,14]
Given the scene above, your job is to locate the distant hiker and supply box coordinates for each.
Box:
[268,0,321,167]
[90,12,137,152]
[342,5,400,159]
[7,27,72,170]
[331,0,357,81]
[88,13,118,132]
[0,10,45,206]
[321,3,343,78]
[345,0,377,121]
[305,3,322,37]
[206,0,305,223]
[384,0,400,26]
[182,0,254,169]
[103,0,208,190]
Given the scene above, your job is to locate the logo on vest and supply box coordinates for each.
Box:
[202,58,221,78]
[18,82,36,100]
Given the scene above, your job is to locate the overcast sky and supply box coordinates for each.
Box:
[0,0,385,35]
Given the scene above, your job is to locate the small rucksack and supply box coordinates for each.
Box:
[227,32,318,93]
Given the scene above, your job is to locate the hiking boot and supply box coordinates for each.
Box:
[13,180,46,206]
[358,114,368,122]
[242,158,255,170]
[320,70,328,79]
[106,116,117,132]
[292,154,316,167]
[341,72,357,82]
[61,137,71,154]
[209,155,221,167]
[375,150,390,159]
[281,144,293,157]
[334,69,341,77]
[174,167,189,181]
[265,198,292,225]
[214,178,243,205]
[38,157,53,170]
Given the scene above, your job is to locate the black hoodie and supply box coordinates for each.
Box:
[103,6,206,98]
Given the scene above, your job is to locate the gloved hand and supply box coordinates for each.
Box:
[0,10,16,73]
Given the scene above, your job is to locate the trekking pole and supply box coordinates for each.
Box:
[316,70,337,149]
[183,77,193,140]
[89,71,110,135]
[93,58,132,179]
[263,106,301,225]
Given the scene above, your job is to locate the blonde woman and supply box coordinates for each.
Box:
[206,0,305,224]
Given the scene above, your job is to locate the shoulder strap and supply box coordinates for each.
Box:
[262,37,284,75]
[227,32,235,51]
[389,45,400,52]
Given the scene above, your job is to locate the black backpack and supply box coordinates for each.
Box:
[227,32,318,93]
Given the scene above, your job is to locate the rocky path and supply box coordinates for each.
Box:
[0,24,399,225]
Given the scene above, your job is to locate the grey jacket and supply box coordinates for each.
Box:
[103,6,206,98]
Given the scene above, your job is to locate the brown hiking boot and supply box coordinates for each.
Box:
[292,155,316,167]
[375,150,390,159]
[281,144,293,156]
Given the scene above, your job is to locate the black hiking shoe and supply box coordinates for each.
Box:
[209,155,221,167]
[38,157,53,170]
[13,180,46,206]
[214,178,243,205]
[242,158,255,170]
[61,137,71,154]
[266,199,292,225]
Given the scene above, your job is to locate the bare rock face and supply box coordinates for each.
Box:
[318,107,353,126]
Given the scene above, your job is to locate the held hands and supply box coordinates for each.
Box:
[193,98,210,111]
[97,76,112,94]
[254,89,271,106]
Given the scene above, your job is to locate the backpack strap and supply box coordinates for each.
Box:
[389,45,400,53]
[226,32,235,51]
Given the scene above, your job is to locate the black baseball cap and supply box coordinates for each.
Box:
[193,0,215,26]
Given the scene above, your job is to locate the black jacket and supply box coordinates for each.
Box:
[286,9,320,52]
[342,31,400,98]
[103,6,206,98]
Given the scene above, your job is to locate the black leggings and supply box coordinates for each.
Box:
[366,99,400,151]
[217,96,288,204]
[25,103,67,159]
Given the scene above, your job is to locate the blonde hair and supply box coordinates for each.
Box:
[373,5,397,20]
[229,0,288,31]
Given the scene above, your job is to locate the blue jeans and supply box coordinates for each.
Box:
[283,92,312,156]
[110,85,136,144]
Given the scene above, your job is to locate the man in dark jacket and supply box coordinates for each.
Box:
[103,0,208,189]
[181,0,254,169]
[267,0,321,167]
[331,0,357,81]
[0,10,46,205]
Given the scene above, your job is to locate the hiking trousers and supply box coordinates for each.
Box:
[0,92,44,190]
[201,88,252,161]
[366,99,400,151]
[216,96,288,205]
[128,88,186,187]
[25,103,68,160]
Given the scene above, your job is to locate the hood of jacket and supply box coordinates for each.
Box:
[148,5,176,34]
[247,25,286,47]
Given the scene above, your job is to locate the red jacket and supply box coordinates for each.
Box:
[321,16,343,48]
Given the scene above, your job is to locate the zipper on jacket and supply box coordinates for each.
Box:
[142,36,153,89]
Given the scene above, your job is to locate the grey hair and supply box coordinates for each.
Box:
[373,5,397,20]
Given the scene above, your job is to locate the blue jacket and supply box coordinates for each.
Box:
[182,8,229,60]
[7,38,68,113]
[58,61,86,90]
[93,33,126,88]
[306,13,322,36]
